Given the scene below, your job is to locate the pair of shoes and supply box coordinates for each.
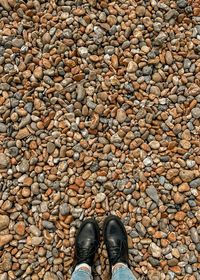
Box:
[73,215,129,273]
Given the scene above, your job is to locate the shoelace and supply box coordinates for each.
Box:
[107,239,127,265]
[76,241,98,263]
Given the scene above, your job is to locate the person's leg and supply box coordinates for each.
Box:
[112,263,137,280]
[71,218,100,280]
[103,215,137,280]
[71,263,92,280]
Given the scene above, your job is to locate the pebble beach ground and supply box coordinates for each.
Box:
[0,0,200,279]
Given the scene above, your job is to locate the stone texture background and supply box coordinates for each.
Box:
[0,0,200,280]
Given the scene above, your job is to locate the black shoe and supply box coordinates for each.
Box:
[103,215,129,270]
[74,218,100,268]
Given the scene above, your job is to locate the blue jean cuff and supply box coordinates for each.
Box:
[71,268,93,280]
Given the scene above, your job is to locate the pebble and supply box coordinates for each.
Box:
[95,193,106,203]
[17,159,29,173]
[191,108,200,119]
[146,185,159,203]
[12,38,24,48]
[59,203,70,216]
[0,235,13,248]
[149,141,160,149]
[143,157,153,166]
[16,128,30,139]
[0,215,9,231]
[0,153,10,168]
[42,221,56,231]
[150,243,162,258]
[0,123,7,132]
[30,225,41,237]
[47,142,55,154]
[116,109,127,123]
[190,227,199,243]
[190,178,200,188]
[44,272,58,280]
[14,221,25,235]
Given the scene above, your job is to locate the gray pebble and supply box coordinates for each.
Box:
[42,220,56,230]
[47,142,55,154]
[9,147,18,157]
[4,63,14,72]
[12,38,24,48]
[143,157,153,166]
[135,222,146,237]
[190,227,199,243]
[148,257,160,266]
[191,108,200,119]
[190,178,200,188]
[146,185,159,203]
[0,123,7,132]
[24,102,33,113]
[177,0,188,8]
[30,225,41,237]
[19,114,31,129]
[59,203,70,216]
[96,176,107,183]
[142,66,153,75]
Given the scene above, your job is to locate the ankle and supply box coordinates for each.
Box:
[112,262,128,273]
[75,263,92,274]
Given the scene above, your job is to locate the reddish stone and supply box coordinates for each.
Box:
[174,211,186,221]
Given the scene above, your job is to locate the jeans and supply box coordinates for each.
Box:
[71,266,137,280]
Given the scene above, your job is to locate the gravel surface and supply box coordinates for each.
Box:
[0,0,200,280]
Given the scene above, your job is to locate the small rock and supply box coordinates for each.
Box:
[116,109,127,123]
[17,159,29,173]
[30,225,41,237]
[42,220,56,230]
[78,47,88,58]
[150,243,162,258]
[0,235,13,248]
[14,221,25,235]
[47,142,55,154]
[33,66,43,79]
[95,193,106,203]
[44,272,58,280]
[177,0,187,8]
[165,51,173,65]
[154,32,167,45]
[136,6,146,17]
[42,33,51,44]
[12,38,24,48]
[127,61,138,72]
[146,185,159,203]
[59,203,70,216]
[16,127,30,139]
[0,0,11,11]
[174,211,186,221]
[0,123,7,132]
[135,222,146,237]
[0,215,9,231]
[0,153,10,168]
[143,157,153,166]
[191,108,200,119]
[31,237,43,246]
[190,178,200,188]
[149,141,160,149]
[0,272,8,280]
[190,227,199,243]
